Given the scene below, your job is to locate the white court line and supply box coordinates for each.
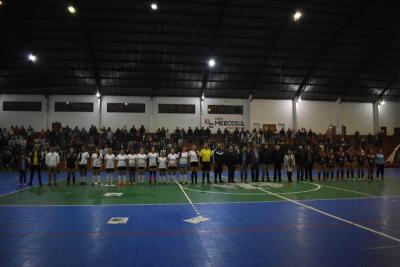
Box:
[182,183,321,195]
[175,181,201,216]
[256,186,400,243]
[303,181,374,197]
[0,194,400,207]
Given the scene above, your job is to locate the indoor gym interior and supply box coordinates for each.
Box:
[1,0,400,267]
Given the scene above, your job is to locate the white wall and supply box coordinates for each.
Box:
[101,96,152,131]
[297,100,337,134]
[378,101,400,135]
[340,102,374,135]
[250,99,293,131]
[152,97,200,132]
[1,94,392,134]
[201,98,250,132]
[48,95,100,130]
[0,94,47,130]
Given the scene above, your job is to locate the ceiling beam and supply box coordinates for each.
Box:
[342,32,397,94]
[75,1,101,94]
[200,0,229,96]
[374,77,398,103]
[292,0,370,100]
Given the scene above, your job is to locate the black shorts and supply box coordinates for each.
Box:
[106,168,114,173]
[129,167,136,172]
[168,166,177,170]
[79,164,87,170]
[137,167,145,171]
[202,162,211,171]
[148,166,157,171]
[159,168,166,172]
[118,166,126,171]
[92,166,100,170]
[190,162,199,167]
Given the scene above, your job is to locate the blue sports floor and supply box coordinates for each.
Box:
[1,169,400,267]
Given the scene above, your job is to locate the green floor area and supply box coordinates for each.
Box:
[1,177,400,206]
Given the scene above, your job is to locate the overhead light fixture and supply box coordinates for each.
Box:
[125,102,128,106]
[96,91,101,98]
[297,96,302,103]
[28,53,37,62]
[66,101,70,105]
[208,58,216,68]
[293,11,302,21]
[249,94,253,101]
[201,92,205,101]
[68,5,76,14]
[380,100,385,105]
[0,1,4,6]
[150,2,158,10]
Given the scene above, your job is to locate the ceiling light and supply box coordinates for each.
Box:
[150,3,158,10]
[96,91,101,98]
[208,58,216,68]
[297,96,302,103]
[0,1,4,6]
[66,101,69,105]
[68,5,76,14]
[125,102,128,106]
[380,100,385,105]
[293,11,302,21]
[28,54,37,62]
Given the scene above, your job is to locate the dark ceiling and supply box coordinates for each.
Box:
[1,0,400,102]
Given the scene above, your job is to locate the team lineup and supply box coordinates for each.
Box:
[21,141,386,187]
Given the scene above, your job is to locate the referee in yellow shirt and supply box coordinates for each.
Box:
[199,143,213,184]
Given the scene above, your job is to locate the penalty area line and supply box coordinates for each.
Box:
[256,186,400,243]
[175,181,201,216]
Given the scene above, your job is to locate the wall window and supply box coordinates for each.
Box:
[3,101,42,111]
[207,105,243,114]
[107,103,146,113]
[158,104,195,114]
[55,102,93,112]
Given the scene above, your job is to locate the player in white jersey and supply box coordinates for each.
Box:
[116,149,128,185]
[77,146,90,185]
[147,147,159,184]
[136,148,147,184]
[188,144,199,184]
[179,146,189,184]
[127,150,137,185]
[104,148,116,185]
[167,148,179,183]
[91,148,103,185]
[158,151,168,184]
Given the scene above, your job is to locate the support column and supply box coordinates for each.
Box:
[45,95,49,130]
[335,98,341,135]
[98,96,102,129]
[373,102,380,134]
[199,98,203,128]
[292,98,298,131]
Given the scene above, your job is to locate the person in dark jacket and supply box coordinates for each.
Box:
[239,146,249,182]
[66,147,77,185]
[249,145,260,182]
[225,145,237,183]
[295,146,305,182]
[260,144,271,182]
[272,145,284,182]
[28,144,43,186]
[18,154,28,185]
[213,144,224,184]
[304,145,315,181]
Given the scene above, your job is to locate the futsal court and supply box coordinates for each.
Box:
[1,169,400,267]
